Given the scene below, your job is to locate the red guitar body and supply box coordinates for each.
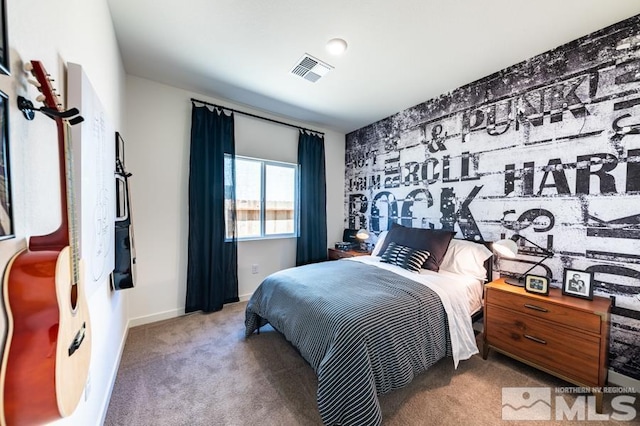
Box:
[2,250,63,425]
[0,61,91,425]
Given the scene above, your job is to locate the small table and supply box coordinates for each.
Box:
[483,278,611,413]
[328,248,371,260]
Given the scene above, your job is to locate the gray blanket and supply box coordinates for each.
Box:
[245,260,452,426]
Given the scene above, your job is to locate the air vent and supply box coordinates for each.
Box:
[290,54,333,83]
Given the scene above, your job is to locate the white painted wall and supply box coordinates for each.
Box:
[0,1,126,425]
[124,75,345,325]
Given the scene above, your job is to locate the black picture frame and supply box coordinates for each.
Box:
[0,90,13,239]
[562,268,594,300]
[0,0,8,75]
[116,131,125,167]
[524,274,549,295]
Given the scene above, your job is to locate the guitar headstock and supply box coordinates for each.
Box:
[26,60,63,113]
[23,61,84,125]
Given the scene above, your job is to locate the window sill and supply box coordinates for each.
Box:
[227,234,298,243]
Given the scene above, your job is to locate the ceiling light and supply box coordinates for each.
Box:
[326,38,348,55]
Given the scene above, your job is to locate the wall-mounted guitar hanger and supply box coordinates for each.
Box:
[17,95,84,125]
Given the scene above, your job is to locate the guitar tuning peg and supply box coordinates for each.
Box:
[36,95,45,102]
[24,62,34,72]
[28,79,41,88]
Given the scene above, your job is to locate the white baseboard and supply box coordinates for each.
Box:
[129,308,185,328]
[129,298,252,328]
[608,369,640,390]
[98,318,130,425]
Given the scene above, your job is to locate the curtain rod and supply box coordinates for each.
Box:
[190,98,325,136]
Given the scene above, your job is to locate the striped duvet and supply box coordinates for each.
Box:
[245,260,453,426]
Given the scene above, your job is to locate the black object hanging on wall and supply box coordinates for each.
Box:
[112,131,137,290]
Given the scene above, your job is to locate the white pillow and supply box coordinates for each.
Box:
[439,239,493,281]
[370,231,388,257]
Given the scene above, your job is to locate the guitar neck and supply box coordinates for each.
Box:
[29,116,70,252]
[63,122,81,285]
[26,60,81,286]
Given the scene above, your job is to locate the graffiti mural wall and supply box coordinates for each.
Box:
[345,16,640,380]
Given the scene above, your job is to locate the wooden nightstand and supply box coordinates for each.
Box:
[483,278,611,413]
[328,248,371,260]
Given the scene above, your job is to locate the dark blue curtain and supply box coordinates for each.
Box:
[296,131,327,266]
[186,105,238,313]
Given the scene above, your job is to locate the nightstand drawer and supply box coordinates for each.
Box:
[486,305,600,385]
[486,287,601,334]
[328,250,353,260]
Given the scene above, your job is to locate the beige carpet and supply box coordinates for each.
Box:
[105,302,638,425]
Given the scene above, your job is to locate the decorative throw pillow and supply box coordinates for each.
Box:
[439,239,493,281]
[377,223,455,272]
[380,242,430,273]
[370,231,388,256]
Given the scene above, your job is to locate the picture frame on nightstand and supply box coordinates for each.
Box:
[524,274,549,295]
[562,268,594,300]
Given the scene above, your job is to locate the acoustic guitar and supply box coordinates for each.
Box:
[0,61,91,425]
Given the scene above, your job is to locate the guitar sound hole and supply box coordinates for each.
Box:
[71,284,78,311]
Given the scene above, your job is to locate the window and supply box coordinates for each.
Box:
[225,156,298,239]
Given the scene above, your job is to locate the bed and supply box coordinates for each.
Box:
[245,227,493,425]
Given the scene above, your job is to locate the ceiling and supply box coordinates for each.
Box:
[107,0,640,134]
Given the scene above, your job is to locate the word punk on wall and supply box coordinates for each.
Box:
[345,16,640,380]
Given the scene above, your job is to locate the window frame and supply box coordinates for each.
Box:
[227,154,299,241]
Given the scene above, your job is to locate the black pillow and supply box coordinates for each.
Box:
[380,242,430,273]
[378,223,455,272]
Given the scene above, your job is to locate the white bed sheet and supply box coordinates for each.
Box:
[433,269,484,316]
[345,256,480,367]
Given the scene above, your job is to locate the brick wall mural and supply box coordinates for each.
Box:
[345,16,640,380]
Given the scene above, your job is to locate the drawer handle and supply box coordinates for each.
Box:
[524,334,547,345]
[524,304,548,313]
